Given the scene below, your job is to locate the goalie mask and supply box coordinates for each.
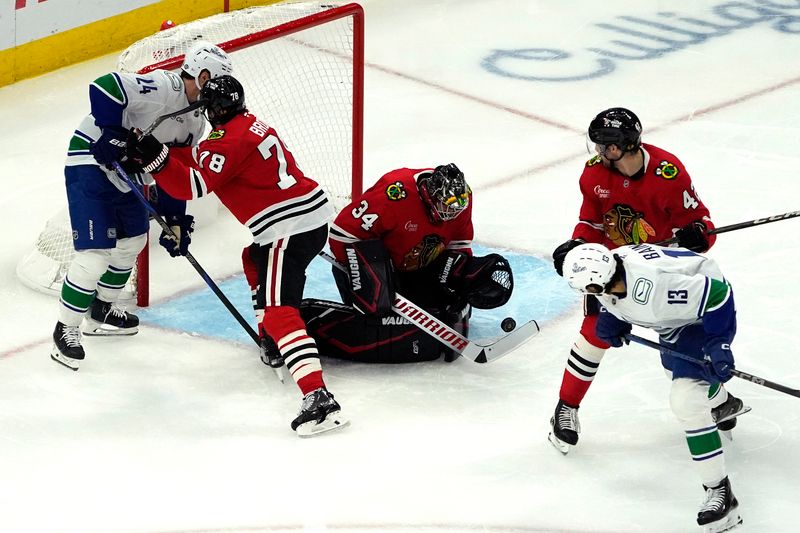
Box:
[417,164,470,224]
[201,75,246,127]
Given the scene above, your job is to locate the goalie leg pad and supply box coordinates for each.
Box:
[300,299,445,363]
[343,239,394,315]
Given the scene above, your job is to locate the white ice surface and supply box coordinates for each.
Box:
[2,1,800,532]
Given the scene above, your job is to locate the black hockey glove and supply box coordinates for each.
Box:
[595,308,631,348]
[126,134,170,174]
[90,127,130,169]
[675,221,709,252]
[552,238,584,276]
[159,214,194,257]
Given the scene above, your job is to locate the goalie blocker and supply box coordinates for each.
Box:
[306,240,514,363]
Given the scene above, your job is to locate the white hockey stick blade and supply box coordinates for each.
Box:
[391,294,539,364]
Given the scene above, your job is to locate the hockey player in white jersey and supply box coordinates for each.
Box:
[561,243,746,533]
[51,41,232,370]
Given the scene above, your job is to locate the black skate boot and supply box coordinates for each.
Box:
[259,333,285,382]
[712,393,751,432]
[51,321,85,371]
[84,299,139,336]
[548,400,580,454]
[291,388,349,437]
[697,476,742,532]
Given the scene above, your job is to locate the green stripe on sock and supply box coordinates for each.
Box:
[708,382,721,399]
[99,269,132,289]
[687,430,722,457]
[61,284,96,311]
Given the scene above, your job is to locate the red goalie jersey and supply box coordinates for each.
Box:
[329,168,473,271]
[153,112,334,245]
[573,143,716,250]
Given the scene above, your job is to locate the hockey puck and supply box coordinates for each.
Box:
[501,317,516,332]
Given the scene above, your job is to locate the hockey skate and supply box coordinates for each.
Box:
[711,393,751,438]
[697,476,742,533]
[291,388,349,437]
[548,400,580,454]
[259,334,285,383]
[84,299,139,336]
[51,321,85,371]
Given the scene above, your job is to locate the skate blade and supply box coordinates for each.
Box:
[296,412,350,438]
[548,432,571,455]
[50,350,80,371]
[272,366,285,383]
[720,429,733,441]
[716,405,752,425]
[83,320,138,336]
[704,510,742,533]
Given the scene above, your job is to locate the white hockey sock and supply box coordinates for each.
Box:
[58,249,111,326]
[95,235,145,303]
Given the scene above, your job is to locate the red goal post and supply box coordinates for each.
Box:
[17,2,364,307]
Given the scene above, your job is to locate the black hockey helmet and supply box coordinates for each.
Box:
[588,107,642,153]
[200,75,246,127]
[417,163,470,224]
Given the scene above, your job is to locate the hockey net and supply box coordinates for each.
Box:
[17,1,364,307]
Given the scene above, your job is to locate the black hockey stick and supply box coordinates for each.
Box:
[318,251,540,363]
[112,162,261,346]
[140,99,207,137]
[626,333,800,399]
[659,209,800,245]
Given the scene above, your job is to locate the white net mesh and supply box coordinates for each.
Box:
[118,0,359,209]
[18,2,361,304]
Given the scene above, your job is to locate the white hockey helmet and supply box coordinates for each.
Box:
[563,243,617,294]
[181,40,233,90]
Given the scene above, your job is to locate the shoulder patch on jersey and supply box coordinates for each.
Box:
[586,155,602,167]
[207,129,225,140]
[631,278,653,304]
[386,181,407,201]
[654,160,680,179]
[165,71,182,91]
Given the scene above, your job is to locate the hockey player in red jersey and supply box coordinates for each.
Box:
[124,75,348,437]
[548,107,742,453]
[301,164,514,363]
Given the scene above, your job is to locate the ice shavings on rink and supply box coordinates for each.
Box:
[137,244,579,344]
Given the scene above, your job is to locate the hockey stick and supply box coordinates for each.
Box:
[318,251,540,363]
[626,333,800,399]
[110,163,281,378]
[140,99,207,138]
[659,209,800,245]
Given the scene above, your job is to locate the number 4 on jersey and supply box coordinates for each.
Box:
[683,189,699,210]
[351,200,378,231]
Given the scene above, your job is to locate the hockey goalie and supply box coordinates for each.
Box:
[299,164,514,363]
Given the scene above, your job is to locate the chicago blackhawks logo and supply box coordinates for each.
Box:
[401,234,444,271]
[207,129,226,140]
[586,155,602,167]
[603,204,656,246]
[386,181,407,201]
[655,160,679,179]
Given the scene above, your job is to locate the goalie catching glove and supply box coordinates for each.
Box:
[434,251,514,311]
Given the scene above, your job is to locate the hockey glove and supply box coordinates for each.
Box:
[159,214,194,257]
[90,127,130,168]
[552,239,584,276]
[595,308,631,348]
[703,338,735,382]
[126,134,170,174]
[675,221,709,252]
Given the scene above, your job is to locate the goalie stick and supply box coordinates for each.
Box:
[318,251,540,363]
[626,333,800,399]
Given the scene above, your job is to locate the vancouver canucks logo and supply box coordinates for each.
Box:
[207,129,225,140]
[655,160,679,179]
[603,204,656,246]
[386,181,406,201]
